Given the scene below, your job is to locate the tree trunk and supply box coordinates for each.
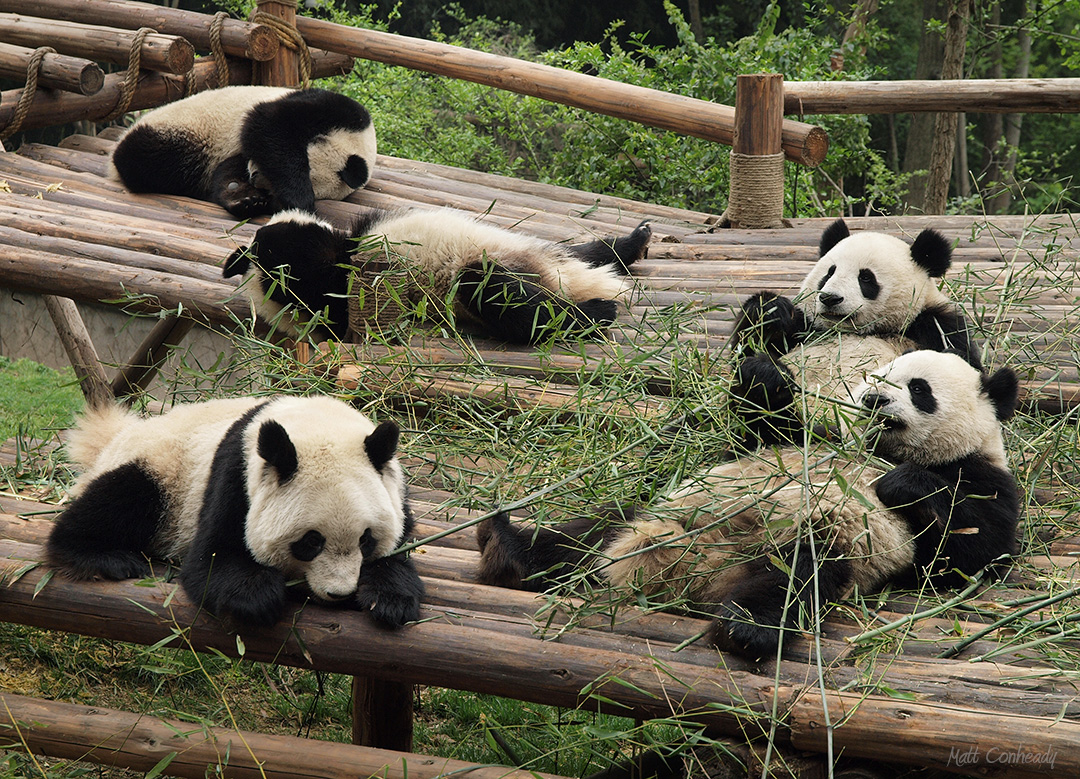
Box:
[687,0,704,44]
[922,0,970,214]
[900,0,947,212]
[832,0,880,70]
[986,0,1032,214]
[979,1,1006,210]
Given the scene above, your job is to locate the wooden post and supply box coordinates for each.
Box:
[725,73,785,228]
[0,42,104,96]
[41,295,114,409]
[111,316,195,401]
[253,0,299,87]
[352,675,414,752]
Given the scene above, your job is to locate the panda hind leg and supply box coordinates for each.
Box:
[706,543,850,660]
[45,463,164,582]
[457,261,616,343]
[567,221,652,273]
[476,509,629,591]
[209,155,274,218]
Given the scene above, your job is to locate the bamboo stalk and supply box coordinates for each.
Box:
[294,16,828,167]
[0,13,194,75]
[0,0,281,61]
[785,78,1080,115]
[0,41,103,95]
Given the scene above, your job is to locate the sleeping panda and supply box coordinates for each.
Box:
[46,395,423,629]
[110,86,376,218]
[730,219,981,447]
[476,350,1021,659]
[223,207,652,344]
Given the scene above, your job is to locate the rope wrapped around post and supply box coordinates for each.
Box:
[250,9,313,88]
[724,151,786,229]
[0,46,55,143]
[100,27,156,123]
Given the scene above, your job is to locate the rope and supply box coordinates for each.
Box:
[721,151,786,229]
[100,27,156,123]
[208,12,231,91]
[250,9,313,89]
[0,46,55,143]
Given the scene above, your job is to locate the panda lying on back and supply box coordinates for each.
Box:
[111,86,376,218]
[477,351,1021,659]
[731,219,981,447]
[46,396,423,629]
[224,208,651,344]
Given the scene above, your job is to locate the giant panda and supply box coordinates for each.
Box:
[476,351,1021,659]
[46,395,423,629]
[730,219,981,448]
[223,207,651,344]
[110,86,376,218]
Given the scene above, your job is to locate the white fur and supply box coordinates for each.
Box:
[304,127,377,202]
[67,396,406,602]
[855,350,1008,469]
[797,232,951,333]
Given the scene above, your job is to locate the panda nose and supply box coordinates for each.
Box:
[819,292,844,308]
[862,393,889,410]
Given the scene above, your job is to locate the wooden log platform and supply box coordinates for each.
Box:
[2,134,1080,777]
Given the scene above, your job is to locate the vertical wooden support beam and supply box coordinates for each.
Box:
[253,0,299,87]
[41,295,114,409]
[351,675,414,752]
[111,316,195,401]
[724,73,786,228]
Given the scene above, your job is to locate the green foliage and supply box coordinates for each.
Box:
[0,357,83,442]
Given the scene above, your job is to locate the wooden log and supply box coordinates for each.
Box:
[253,0,299,88]
[294,16,828,167]
[784,78,1080,115]
[0,244,243,328]
[0,41,103,95]
[726,72,785,229]
[0,49,352,133]
[734,73,784,156]
[0,692,564,779]
[40,295,114,408]
[787,690,1079,778]
[0,14,194,75]
[352,676,414,751]
[0,0,280,61]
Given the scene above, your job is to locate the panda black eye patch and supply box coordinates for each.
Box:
[857,268,881,300]
[360,528,377,558]
[817,265,836,290]
[291,529,326,561]
[907,378,937,414]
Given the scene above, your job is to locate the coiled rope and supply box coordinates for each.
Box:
[250,9,313,89]
[100,27,156,123]
[0,46,54,143]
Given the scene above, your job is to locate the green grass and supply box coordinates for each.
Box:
[0,357,83,443]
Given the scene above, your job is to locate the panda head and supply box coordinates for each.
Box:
[797,219,954,334]
[855,350,1019,469]
[223,210,351,338]
[242,397,407,603]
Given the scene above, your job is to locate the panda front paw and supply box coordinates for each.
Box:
[181,561,288,627]
[355,556,425,627]
[734,292,801,355]
[876,463,944,508]
[218,180,274,219]
[707,602,781,660]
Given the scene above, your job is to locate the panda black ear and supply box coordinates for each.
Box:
[910,228,953,278]
[224,245,253,278]
[257,420,298,483]
[365,421,400,473]
[983,367,1020,422]
[818,219,850,257]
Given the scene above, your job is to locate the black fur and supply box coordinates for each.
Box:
[180,406,285,626]
[365,421,400,473]
[457,261,616,344]
[46,462,167,581]
[818,218,850,256]
[111,124,209,199]
[876,455,1020,585]
[707,543,852,660]
[984,366,1021,421]
[476,509,629,591]
[356,502,424,625]
[901,305,982,369]
[728,354,801,449]
[909,228,953,278]
[241,89,374,214]
[730,291,809,359]
[566,222,651,273]
[258,420,298,483]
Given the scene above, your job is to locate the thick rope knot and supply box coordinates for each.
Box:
[1,46,56,143]
[724,151,786,229]
[101,27,157,123]
[250,10,313,89]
